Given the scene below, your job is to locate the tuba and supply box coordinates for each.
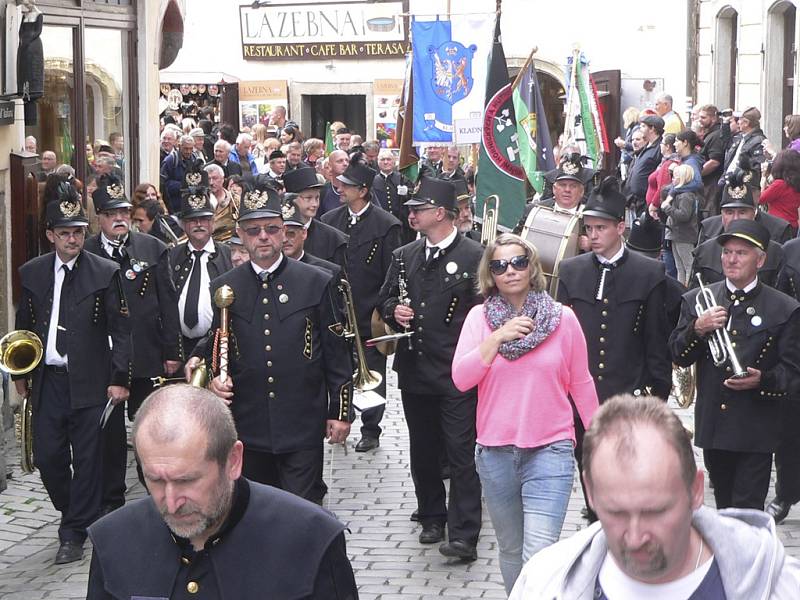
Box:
[0,330,44,474]
[480,195,500,246]
[339,279,382,391]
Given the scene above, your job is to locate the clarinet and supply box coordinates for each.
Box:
[398,255,413,350]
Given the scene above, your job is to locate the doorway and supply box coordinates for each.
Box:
[304,95,367,140]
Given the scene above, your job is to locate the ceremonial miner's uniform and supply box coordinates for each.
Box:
[373,167,415,244]
[671,219,800,509]
[698,210,793,245]
[379,177,484,549]
[194,186,354,503]
[15,195,131,550]
[85,175,181,511]
[87,480,358,599]
[169,176,233,357]
[321,158,402,443]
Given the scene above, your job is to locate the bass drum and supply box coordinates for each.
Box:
[521,205,582,298]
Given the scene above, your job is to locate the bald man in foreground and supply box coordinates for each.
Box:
[86,385,358,599]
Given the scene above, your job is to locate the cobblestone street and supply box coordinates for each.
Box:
[0,368,798,599]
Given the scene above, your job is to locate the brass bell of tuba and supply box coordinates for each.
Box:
[0,330,44,474]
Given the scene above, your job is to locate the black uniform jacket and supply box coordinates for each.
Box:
[305,218,349,271]
[777,237,800,300]
[373,170,415,244]
[15,251,132,409]
[691,238,784,288]
[558,250,672,401]
[300,251,343,280]
[193,258,354,453]
[321,203,402,336]
[87,480,356,600]
[670,281,800,453]
[698,211,793,245]
[379,233,483,396]
[169,240,233,295]
[85,232,181,376]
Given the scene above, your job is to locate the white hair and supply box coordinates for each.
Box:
[236,132,253,145]
[204,164,224,177]
[179,135,195,146]
[161,128,177,142]
[378,148,394,160]
[214,139,231,152]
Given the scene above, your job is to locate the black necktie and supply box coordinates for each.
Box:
[183,250,204,329]
[424,246,439,269]
[56,264,72,356]
[259,270,271,283]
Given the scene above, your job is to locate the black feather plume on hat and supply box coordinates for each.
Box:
[725,168,749,189]
[597,175,621,195]
[349,152,367,167]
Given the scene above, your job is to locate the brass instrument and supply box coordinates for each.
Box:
[694,274,748,378]
[339,279,382,391]
[213,285,236,384]
[0,330,44,474]
[151,360,209,389]
[480,195,500,246]
[397,255,413,350]
[673,364,696,409]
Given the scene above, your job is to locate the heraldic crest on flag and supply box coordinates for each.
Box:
[430,40,476,105]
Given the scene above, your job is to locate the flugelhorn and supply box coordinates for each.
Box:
[339,279,382,391]
[694,274,748,378]
[481,195,500,246]
[0,330,44,474]
[213,285,236,384]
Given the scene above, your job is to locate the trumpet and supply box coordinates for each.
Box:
[0,330,44,474]
[213,285,236,384]
[694,274,748,378]
[339,279,382,391]
[481,195,500,246]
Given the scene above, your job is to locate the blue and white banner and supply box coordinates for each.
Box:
[411,15,493,145]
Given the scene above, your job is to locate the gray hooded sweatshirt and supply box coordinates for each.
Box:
[509,505,800,599]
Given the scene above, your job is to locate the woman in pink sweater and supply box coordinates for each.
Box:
[452,233,598,594]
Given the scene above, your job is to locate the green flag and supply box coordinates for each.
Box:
[476,17,526,231]
[324,121,334,157]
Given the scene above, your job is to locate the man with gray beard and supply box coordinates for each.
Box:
[86,385,358,599]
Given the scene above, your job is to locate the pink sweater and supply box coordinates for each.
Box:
[452,304,598,448]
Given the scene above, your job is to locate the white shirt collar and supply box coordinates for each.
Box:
[597,244,625,265]
[726,277,758,293]
[427,226,458,250]
[189,238,215,254]
[251,252,284,276]
[54,254,78,273]
[349,203,370,218]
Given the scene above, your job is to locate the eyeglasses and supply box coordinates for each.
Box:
[408,205,436,214]
[242,224,283,237]
[52,229,86,241]
[489,254,529,275]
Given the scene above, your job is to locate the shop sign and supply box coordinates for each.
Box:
[372,79,402,148]
[0,101,14,126]
[238,80,289,130]
[239,1,410,61]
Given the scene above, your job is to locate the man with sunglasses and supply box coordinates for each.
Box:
[321,154,402,453]
[13,184,132,564]
[378,177,483,560]
[557,176,672,521]
[186,183,354,503]
[169,169,233,358]
[85,173,182,516]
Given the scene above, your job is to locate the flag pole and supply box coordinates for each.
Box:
[511,46,538,92]
[563,45,580,145]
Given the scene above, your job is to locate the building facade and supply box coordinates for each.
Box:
[695,0,798,145]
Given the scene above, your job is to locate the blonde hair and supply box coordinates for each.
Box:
[251,123,268,143]
[623,106,641,129]
[672,164,694,188]
[476,233,546,297]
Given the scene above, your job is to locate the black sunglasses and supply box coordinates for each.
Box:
[489,254,529,275]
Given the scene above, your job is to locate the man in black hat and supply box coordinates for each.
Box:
[281,197,343,281]
[227,232,250,268]
[85,174,182,514]
[13,185,131,564]
[624,115,664,215]
[691,170,784,287]
[373,149,415,244]
[453,179,481,242]
[671,219,800,510]
[321,155,402,452]
[284,166,348,269]
[558,176,672,520]
[186,184,354,503]
[169,171,233,358]
[378,176,483,560]
[263,149,287,190]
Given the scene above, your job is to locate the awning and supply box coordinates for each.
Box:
[158,71,240,84]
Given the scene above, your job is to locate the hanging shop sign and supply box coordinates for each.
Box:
[238,80,289,130]
[239,1,410,60]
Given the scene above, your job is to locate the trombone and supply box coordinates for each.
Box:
[339,279,382,391]
[694,274,748,378]
[480,195,500,246]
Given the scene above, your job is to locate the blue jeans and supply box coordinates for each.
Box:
[475,440,575,594]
